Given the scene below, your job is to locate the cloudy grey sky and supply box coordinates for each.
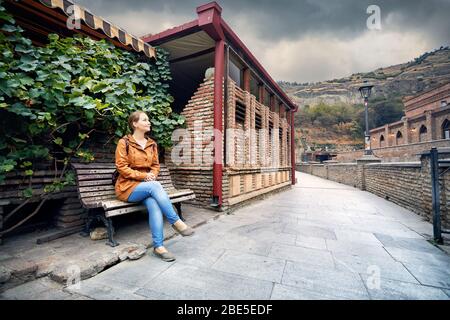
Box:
[74,0,450,83]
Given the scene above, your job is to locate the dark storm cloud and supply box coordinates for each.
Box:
[72,0,450,82]
[74,0,450,43]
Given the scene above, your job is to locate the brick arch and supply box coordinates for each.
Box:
[379,134,385,147]
[419,125,428,142]
[443,119,450,139]
[396,130,403,145]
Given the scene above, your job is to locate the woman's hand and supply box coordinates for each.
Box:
[144,172,156,182]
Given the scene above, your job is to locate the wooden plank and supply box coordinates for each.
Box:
[101,189,194,211]
[79,190,115,199]
[72,163,116,169]
[167,189,195,197]
[170,194,196,203]
[102,200,136,210]
[106,205,147,217]
[78,174,112,181]
[82,194,116,202]
[76,169,115,174]
[78,180,112,187]
[78,185,115,193]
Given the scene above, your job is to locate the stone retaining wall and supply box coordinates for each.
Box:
[336,139,450,162]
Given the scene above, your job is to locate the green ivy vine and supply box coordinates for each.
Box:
[0,0,185,198]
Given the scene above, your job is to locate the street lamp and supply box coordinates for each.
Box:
[359,82,374,155]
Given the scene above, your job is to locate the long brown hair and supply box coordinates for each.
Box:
[128,111,147,133]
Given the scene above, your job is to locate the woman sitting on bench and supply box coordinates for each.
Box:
[114,110,194,262]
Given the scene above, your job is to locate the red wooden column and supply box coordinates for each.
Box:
[197,2,225,207]
[213,40,225,205]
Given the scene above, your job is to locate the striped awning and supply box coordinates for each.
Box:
[38,0,156,59]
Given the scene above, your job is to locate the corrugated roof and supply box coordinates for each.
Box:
[38,0,156,58]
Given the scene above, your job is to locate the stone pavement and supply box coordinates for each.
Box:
[2,172,450,300]
[0,203,219,293]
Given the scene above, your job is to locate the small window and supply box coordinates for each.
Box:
[419,125,427,142]
[380,135,385,147]
[396,131,403,145]
[441,100,448,108]
[443,119,450,139]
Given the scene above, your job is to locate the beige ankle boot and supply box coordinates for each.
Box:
[172,219,195,236]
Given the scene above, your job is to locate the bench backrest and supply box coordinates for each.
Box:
[71,162,176,209]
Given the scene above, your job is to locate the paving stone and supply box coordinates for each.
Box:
[384,247,450,268]
[361,275,450,300]
[374,233,444,255]
[283,224,337,240]
[205,233,273,256]
[165,240,226,269]
[0,278,61,300]
[295,235,327,250]
[403,263,450,289]
[67,281,146,300]
[281,261,370,300]
[74,255,173,288]
[332,251,419,284]
[136,263,273,300]
[271,283,346,300]
[444,290,450,298]
[326,239,389,257]
[269,243,335,268]
[211,250,286,283]
[0,266,11,284]
[334,230,383,246]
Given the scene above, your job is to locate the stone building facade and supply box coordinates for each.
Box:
[370,82,450,149]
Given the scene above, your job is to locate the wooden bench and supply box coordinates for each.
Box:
[71,162,195,247]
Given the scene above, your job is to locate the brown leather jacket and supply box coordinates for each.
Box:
[114,134,160,201]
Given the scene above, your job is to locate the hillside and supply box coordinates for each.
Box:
[280,46,450,153]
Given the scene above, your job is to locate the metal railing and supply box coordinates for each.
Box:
[429,147,450,243]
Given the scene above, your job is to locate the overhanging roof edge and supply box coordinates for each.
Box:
[37,0,156,58]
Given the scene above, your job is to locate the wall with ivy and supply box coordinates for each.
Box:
[0,0,184,199]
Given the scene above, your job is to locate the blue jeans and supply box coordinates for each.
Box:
[127,181,180,248]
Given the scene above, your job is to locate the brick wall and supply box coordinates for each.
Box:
[364,163,423,214]
[165,77,215,208]
[311,164,327,179]
[327,164,359,188]
[336,139,450,162]
[166,76,293,211]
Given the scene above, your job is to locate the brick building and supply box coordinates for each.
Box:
[370,82,450,148]
[2,1,298,218]
[142,2,299,210]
